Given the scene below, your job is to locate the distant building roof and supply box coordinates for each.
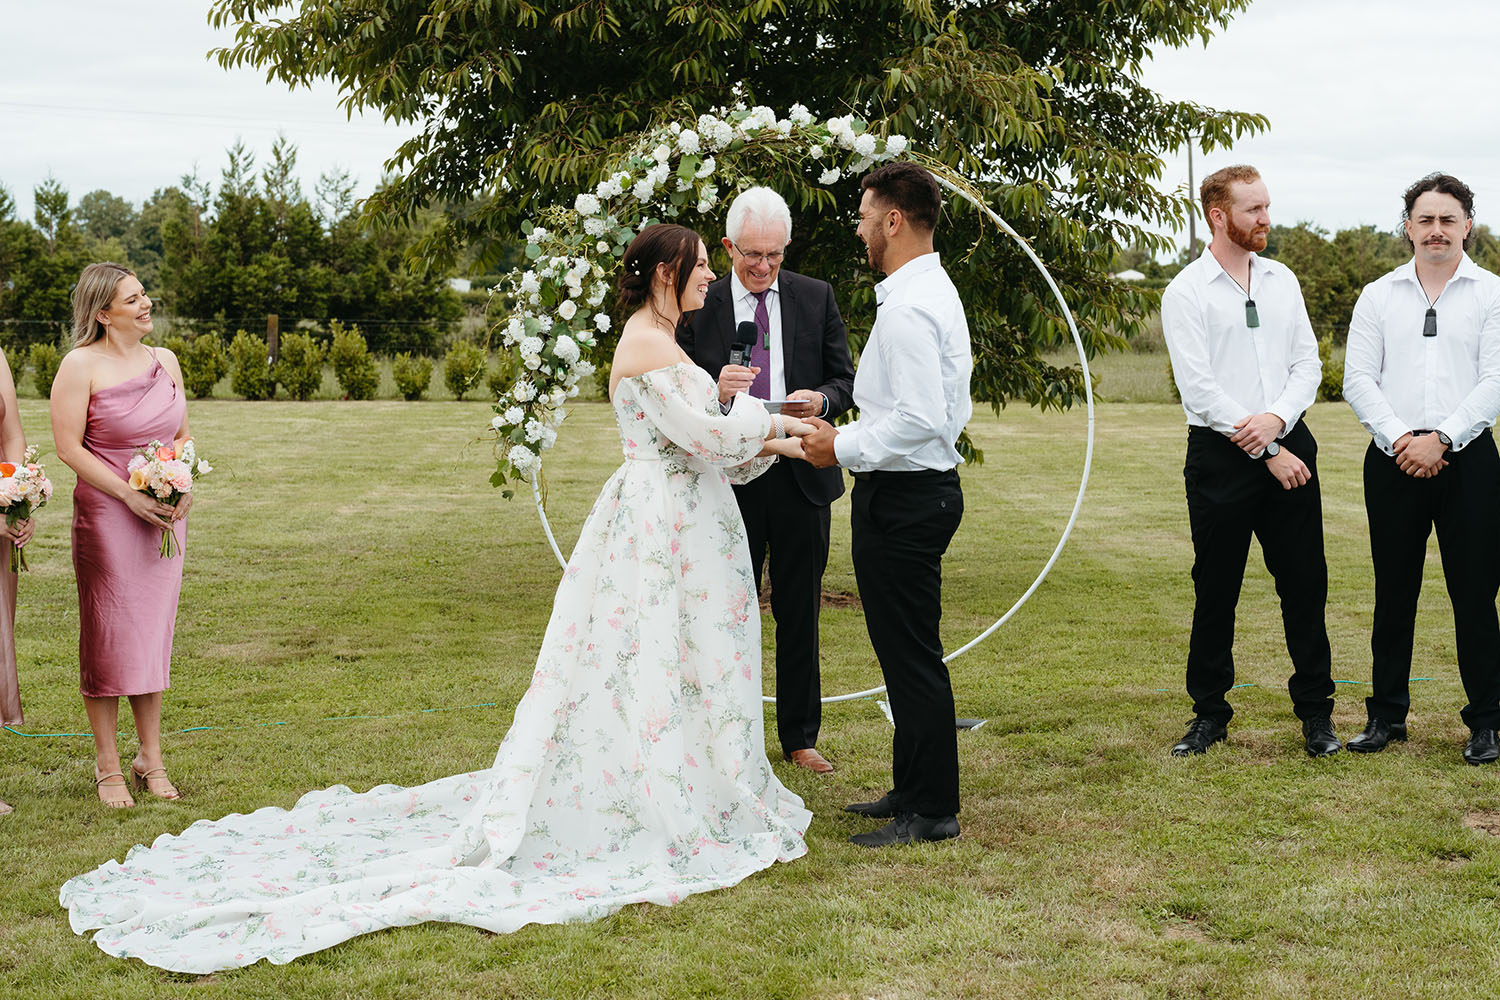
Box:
[1112,269,1146,282]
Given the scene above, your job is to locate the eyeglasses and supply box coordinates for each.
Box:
[730,242,785,266]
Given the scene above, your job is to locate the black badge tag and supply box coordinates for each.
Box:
[1244,299,1260,329]
[1423,307,1437,338]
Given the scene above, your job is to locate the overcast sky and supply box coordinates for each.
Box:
[5,0,1499,250]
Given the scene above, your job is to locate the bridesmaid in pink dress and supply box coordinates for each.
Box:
[0,345,36,818]
[51,263,192,809]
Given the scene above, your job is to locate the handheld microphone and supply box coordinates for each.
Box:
[728,321,758,368]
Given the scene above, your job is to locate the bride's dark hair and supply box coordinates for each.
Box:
[616,224,703,318]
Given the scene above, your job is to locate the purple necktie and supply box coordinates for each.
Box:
[750,289,771,399]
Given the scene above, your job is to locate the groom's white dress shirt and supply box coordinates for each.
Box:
[833,253,972,472]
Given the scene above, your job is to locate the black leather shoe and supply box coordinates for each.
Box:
[849,811,960,847]
[1346,717,1407,754]
[845,792,897,818]
[1171,717,1228,757]
[1302,716,1341,757]
[1465,729,1500,766]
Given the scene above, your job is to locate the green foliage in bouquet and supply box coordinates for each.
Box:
[27,342,61,399]
[328,320,378,401]
[228,330,276,400]
[443,341,486,401]
[274,331,328,401]
[392,352,433,401]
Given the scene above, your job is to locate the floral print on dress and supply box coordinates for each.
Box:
[60,362,808,974]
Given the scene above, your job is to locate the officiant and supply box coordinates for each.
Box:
[678,186,855,774]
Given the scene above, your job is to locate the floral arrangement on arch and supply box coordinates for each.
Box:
[485,103,911,494]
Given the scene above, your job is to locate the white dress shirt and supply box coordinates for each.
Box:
[1161,248,1321,440]
[1344,254,1500,454]
[834,253,972,472]
[730,269,785,401]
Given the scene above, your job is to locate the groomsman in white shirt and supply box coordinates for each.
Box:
[1342,173,1500,765]
[1160,164,1339,758]
[801,162,972,846]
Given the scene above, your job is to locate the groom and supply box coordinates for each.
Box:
[802,162,973,846]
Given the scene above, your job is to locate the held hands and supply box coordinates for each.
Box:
[1393,431,1448,478]
[1265,448,1311,490]
[1231,412,1286,455]
[717,364,759,404]
[798,416,840,468]
[761,414,813,460]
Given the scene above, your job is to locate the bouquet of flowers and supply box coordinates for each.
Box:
[128,438,211,558]
[0,446,53,572]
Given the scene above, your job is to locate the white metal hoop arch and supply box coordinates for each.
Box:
[531,179,1096,705]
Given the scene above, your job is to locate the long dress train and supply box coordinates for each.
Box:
[60,363,809,973]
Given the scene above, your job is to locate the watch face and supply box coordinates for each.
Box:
[1265,442,1280,457]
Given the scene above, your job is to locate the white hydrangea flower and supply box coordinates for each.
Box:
[553,334,580,364]
[819,168,841,185]
[853,133,877,156]
[850,156,874,174]
[520,335,544,357]
[524,418,545,443]
[595,313,611,333]
[525,226,548,244]
[774,118,793,136]
[885,134,908,156]
[504,405,524,424]
[696,155,715,179]
[648,162,671,184]
[507,444,540,475]
[633,177,656,201]
[504,316,525,342]
[677,129,700,155]
[574,359,597,378]
[652,142,671,163]
[537,315,554,333]
[583,216,607,236]
[808,145,824,160]
[550,388,567,407]
[528,293,541,306]
[512,378,537,401]
[789,103,813,125]
[491,415,506,430]
[574,193,601,216]
[519,271,541,294]
[557,300,577,321]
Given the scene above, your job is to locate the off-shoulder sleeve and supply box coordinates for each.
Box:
[630,365,774,481]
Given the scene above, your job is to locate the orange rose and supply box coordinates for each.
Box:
[155,445,175,462]
[0,463,13,477]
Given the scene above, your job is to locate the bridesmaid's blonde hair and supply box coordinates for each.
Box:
[70,262,136,348]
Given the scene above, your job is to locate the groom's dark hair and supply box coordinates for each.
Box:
[860,162,941,233]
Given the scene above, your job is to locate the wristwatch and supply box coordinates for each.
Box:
[1261,441,1280,459]
[1438,431,1453,448]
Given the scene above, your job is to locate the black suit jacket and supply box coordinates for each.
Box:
[679,269,856,505]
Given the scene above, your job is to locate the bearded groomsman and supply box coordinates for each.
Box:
[1342,173,1500,765]
[679,186,855,774]
[1160,164,1339,758]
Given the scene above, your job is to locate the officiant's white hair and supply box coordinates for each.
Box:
[725,187,792,245]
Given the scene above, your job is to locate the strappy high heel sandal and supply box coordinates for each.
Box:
[131,763,181,800]
[94,770,135,809]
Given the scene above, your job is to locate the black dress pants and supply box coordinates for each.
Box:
[1363,431,1500,730]
[850,468,963,818]
[1183,422,1334,725]
[734,459,831,755]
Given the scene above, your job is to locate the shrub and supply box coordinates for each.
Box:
[392,352,433,401]
[273,332,328,401]
[28,342,62,399]
[228,330,276,400]
[328,321,378,400]
[443,341,487,400]
[1317,332,1343,403]
[178,333,229,398]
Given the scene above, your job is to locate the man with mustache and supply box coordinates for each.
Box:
[1160,164,1338,758]
[1342,173,1500,765]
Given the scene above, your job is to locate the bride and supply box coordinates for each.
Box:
[60,223,815,973]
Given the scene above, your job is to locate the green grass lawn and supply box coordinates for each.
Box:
[3,391,1499,998]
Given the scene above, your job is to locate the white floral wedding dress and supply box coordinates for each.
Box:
[61,363,810,973]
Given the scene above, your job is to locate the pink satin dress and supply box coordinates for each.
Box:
[72,353,186,697]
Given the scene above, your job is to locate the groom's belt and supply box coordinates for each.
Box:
[850,468,958,482]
